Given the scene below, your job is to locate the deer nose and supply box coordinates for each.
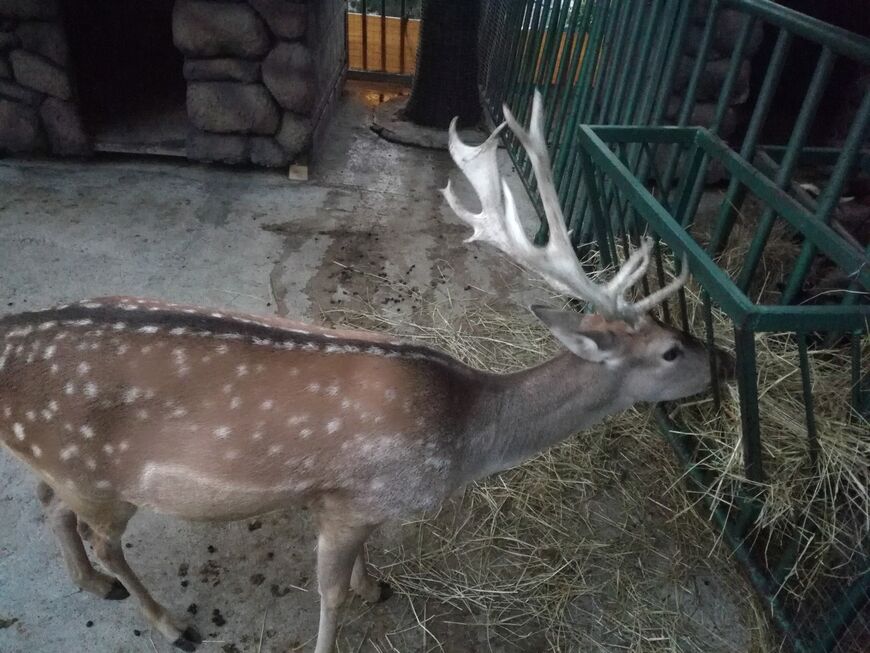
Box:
[714,347,735,380]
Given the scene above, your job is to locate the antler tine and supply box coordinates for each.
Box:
[501,92,619,316]
[628,257,690,316]
[605,237,653,297]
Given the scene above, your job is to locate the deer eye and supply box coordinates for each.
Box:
[662,346,682,362]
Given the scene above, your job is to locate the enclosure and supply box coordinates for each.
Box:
[478,0,869,651]
[0,0,868,651]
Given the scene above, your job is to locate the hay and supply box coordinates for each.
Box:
[323,270,768,652]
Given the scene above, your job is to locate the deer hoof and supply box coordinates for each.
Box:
[172,634,199,652]
[181,626,202,644]
[104,580,130,600]
[377,580,393,603]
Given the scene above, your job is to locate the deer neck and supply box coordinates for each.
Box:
[462,351,635,481]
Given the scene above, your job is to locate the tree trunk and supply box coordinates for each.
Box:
[403,0,481,129]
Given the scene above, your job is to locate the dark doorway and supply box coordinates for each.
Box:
[63,0,187,154]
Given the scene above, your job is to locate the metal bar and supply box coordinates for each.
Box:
[708,28,793,255]
[577,126,756,323]
[380,0,386,72]
[735,46,837,293]
[399,0,406,74]
[779,89,870,304]
[361,0,368,71]
[723,0,870,62]
[694,130,870,291]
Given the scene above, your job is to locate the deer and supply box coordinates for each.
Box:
[0,91,729,653]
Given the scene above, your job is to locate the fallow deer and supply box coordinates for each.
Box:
[0,91,725,652]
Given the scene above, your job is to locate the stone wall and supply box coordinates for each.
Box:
[0,0,89,155]
[0,0,346,168]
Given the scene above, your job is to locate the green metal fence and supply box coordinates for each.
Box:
[479,1,869,651]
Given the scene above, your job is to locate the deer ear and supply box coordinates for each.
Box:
[530,305,617,363]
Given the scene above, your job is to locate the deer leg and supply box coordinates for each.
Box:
[350,544,392,604]
[313,520,375,653]
[36,482,128,600]
[84,505,202,652]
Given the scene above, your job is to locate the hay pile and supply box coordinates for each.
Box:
[324,272,768,653]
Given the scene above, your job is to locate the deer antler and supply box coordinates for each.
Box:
[442,90,688,322]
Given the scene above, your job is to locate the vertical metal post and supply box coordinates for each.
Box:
[399,0,407,75]
[361,0,368,71]
[380,0,387,72]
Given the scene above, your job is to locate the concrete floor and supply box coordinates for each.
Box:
[0,82,548,653]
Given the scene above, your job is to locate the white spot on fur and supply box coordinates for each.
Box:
[170,327,187,336]
[30,444,42,457]
[299,428,313,438]
[236,364,249,377]
[384,388,397,401]
[64,382,76,395]
[77,361,90,376]
[326,418,342,435]
[13,423,25,440]
[85,457,97,471]
[268,444,283,455]
[42,344,56,359]
[222,383,233,395]
[171,407,188,418]
[38,321,57,331]
[48,400,59,412]
[123,387,142,404]
[214,426,231,439]
[117,344,129,355]
[25,410,35,422]
[50,363,59,374]
[79,425,95,439]
[141,345,152,354]
[95,480,111,489]
[260,400,274,411]
[253,337,272,346]
[81,302,102,309]
[287,415,308,425]
[103,444,115,455]
[118,440,130,452]
[41,409,54,421]
[84,382,98,398]
[112,322,126,331]
[325,384,340,396]
[60,444,79,461]
[230,397,241,410]
[136,409,149,420]
[138,326,159,334]
[306,382,320,393]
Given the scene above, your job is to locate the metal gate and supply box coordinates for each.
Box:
[479,1,870,651]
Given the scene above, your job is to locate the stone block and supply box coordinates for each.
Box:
[187,81,279,134]
[9,48,69,98]
[674,57,750,105]
[173,0,270,58]
[187,128,248,164]
[262,42,313,114]
[249,0,306,40]
[16,20,67,65]
[0,78,41,104]
[275,111,309,156]
[39,97,89,155]
[0,31,20,51]
[250,136,290,166]
[0,0,58,20]
[0,97,42,151]
[183,58,260,83]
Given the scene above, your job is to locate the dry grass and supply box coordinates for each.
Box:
[324,270,770,652]
[322,235,866,651]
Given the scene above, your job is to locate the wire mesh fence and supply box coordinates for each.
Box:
[479,1,869,651]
